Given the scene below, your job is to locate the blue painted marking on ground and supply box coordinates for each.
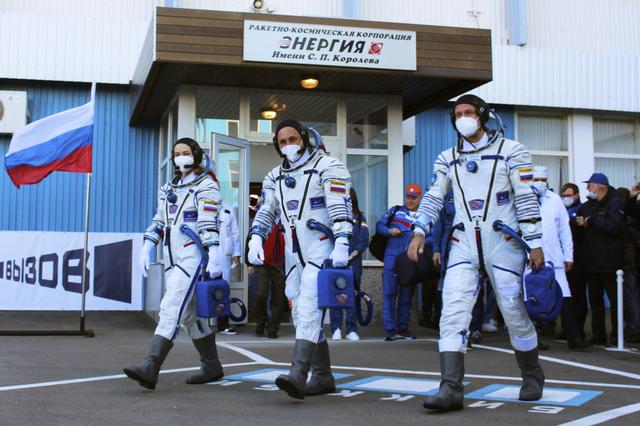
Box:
[465,384,602,406]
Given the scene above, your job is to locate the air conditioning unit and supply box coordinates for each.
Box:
[0,91,28,135]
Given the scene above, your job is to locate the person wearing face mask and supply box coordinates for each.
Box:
[124,137,225,390]
[530,167,590,350]
[215,201,242,335]
[560,182,588,341]
[408,94,546,411]
[247,119,352,399]
[576,173,625,346]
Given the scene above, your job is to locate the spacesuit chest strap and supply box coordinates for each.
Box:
[451,147,473,222]
[480,138,506,221]
[295,157,323,221]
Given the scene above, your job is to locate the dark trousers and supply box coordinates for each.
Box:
[253,265,286,333]
[587,272,618,341]
[560,297,581,342]
[567,264,588,340]
[421,277,441,323]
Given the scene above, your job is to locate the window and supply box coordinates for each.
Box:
[347,97,387,149]
[195,88,240,143]
[346,96,389,261]
[348,154,388,261]
[516,113,569,192]
[594,118,640,188]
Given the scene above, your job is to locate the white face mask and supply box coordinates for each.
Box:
[174,155,194,173]
[455,116,479,138]
[531,181,547,196]
[587,190,597,200]
[562,197,574,207]
[281,144,302,163]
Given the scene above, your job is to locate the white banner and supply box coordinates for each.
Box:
[0,232,143,310]
[243,20,416,71]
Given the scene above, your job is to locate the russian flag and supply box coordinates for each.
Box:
[4,84,95,188]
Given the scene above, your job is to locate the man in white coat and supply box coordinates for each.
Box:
[530,166,591,350]
[216,202,242,334]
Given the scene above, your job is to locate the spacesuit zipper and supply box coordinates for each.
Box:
[164,193,191,268]
[474,218,487,276]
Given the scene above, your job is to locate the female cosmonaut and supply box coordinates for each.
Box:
[124,137,224,390]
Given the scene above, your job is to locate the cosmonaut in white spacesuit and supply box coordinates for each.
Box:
[247,119,353,399]
[407,95,546,411]
[124,137,224,390]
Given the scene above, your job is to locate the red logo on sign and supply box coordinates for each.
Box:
[336,293,348,305]
[369,42,383,54]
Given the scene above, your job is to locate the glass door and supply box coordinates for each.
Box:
[210,133,250,324]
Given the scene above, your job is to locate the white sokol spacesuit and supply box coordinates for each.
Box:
[218,202,241,283]
[417,95,545,411]
[124,138,224,391]
[249,119,352,399]
[145,172,222,340]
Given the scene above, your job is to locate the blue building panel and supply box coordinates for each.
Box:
[0,81,157,233]
[404,104,515,192]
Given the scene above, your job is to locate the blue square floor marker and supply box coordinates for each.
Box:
[465,384,602,406]
[338,376,469,396]
[225,368,351,383]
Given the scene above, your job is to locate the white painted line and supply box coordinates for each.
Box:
[218,342,275,364]
[473,343,640,381]
[0,361,258,392]
[215,338,437,345]
[559,402,640,425]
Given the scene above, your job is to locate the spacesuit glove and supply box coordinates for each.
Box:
[206,255,223,280]
[329,237,350,268]
[248,235,265,265]
[139,240,155,278]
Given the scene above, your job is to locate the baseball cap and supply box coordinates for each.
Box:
[405,184,422,197]
[583,172,609,186]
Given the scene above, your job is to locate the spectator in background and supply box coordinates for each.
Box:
[421,189,455,331]
[617,187,640,342]
[216,202,242,335]
[250,221,286,339]
[561,182,588,341]
[576,173,625,346]
[377,184,422,341]
[530,167,590,350]
[330,188,368,341]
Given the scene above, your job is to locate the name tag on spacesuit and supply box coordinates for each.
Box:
[467,154,481,163]
[310,196,326,209]
[183,210,198,222]
[496,190,510,205]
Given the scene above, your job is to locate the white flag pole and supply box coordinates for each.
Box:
[79,82,96,337]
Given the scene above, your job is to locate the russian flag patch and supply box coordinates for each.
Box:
[329,180,347,193]
[519,167,533,182]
